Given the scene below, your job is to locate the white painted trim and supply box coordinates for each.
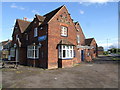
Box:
[58,45,74,59]
[27,45,39,59]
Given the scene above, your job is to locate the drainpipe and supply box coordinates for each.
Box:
[34,44,35,67]
[14,44,17,68]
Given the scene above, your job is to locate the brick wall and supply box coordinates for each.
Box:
[47,6,78,69]
[26,18,48,69]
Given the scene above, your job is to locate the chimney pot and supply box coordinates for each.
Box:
[23,17,27,21]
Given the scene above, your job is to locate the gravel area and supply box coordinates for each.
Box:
[2,56,119,88]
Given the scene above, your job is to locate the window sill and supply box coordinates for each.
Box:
[59,58,73,60]
[27,58,39,59]
[61,35,68,37]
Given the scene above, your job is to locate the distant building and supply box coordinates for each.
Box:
[10,5,98,69]
[0,40,12,60]
[98,46,104,55]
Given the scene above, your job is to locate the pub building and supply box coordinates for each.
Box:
[10,5,98,69]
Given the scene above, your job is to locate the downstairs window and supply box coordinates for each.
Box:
[10,47,15,57]
[27,45,39,59]
[58,45,74,59]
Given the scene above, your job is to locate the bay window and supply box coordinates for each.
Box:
[10,48,15,57]
[58,45,74,59]
[61,26,68,37]
[27,45,39,59]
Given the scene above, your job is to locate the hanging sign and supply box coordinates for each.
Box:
[38,35,47,41]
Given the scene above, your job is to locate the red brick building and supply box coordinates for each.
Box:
[98,46,104,55]
[10,5,98,69]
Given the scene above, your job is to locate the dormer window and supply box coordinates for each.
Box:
[34,28,38,37]
[61,26,68,37]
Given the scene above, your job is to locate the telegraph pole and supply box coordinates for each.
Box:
[107,38,108,51]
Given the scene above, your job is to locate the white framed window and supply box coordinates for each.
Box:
[27,45,39,59]
[61,26,68,37]
[77,35,80,43]
[10,48,15,57]
[58,45,74,59]
[34,28,38,37]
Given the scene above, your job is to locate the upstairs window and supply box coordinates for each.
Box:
[34,28,38,37]
[77,35,80,44]
[61,26,68,37]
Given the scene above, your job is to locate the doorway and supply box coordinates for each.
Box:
[81,50,84,61]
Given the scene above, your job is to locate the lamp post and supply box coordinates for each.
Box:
[33,43,35,67]
[107,38,108,51]
[14,44,17,68]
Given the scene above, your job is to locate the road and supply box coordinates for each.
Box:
[2,56,119,88]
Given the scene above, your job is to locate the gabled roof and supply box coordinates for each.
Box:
[98,46,104,50]
[85,38,94,46]
[1,40,12,46]
[24,5,64,33]
[16,19,31,33]
[58,39,74,46]
[35,14,45,22]
[42,5,64,24]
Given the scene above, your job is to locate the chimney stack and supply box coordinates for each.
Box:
[23,17,27,21]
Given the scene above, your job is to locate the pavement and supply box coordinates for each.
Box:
[2,55,119,88]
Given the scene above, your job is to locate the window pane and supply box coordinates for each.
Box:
[70,46,72,49]
[63,45,65,49]
[61,26,67,36]
[66,46,69,49]
[67,50,69,57]
[63,50,66,58]
[59,45,61,49]
[70,50,72,57]
[34,28,38,37]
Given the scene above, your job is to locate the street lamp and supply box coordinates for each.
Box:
[14,43,17,68]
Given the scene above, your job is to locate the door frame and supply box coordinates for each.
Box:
[81,50,84,61]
